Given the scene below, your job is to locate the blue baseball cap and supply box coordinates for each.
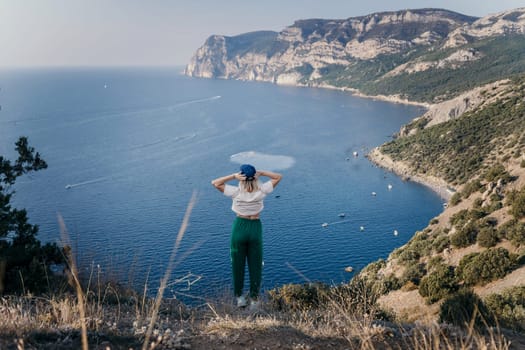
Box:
[240,164,256,180]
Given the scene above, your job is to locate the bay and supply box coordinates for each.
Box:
[0,67,443,301]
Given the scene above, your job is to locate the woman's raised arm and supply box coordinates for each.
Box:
[211,173,245,192]
[257,170,282,188]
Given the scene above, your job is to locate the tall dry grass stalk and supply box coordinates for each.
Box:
[57,213,88,350]
[141,191,197,350]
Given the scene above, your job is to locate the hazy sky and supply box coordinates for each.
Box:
[1,0,523,67]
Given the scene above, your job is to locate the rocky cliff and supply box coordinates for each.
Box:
[185,8,525,103]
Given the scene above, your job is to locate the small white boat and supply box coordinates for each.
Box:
[360,226,365,231]
[322,223,329,227]
[394,230,399,236]
[388,184,393,190]
[65,184,72,189]
[371,192,377,196]
[353,151,358,157]
[344,266,354,273]
[338,213,346,218]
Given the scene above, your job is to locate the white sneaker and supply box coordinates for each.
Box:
[236,295,247,308]
[249,299,260,311]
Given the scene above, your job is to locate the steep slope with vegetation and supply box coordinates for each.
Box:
[362,76,525,326]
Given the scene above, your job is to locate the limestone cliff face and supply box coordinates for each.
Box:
[185,9,478,84]
[185,8,525,96]
[443,7,525,48]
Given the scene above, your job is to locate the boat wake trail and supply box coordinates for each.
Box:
[321,219,352,228]
[65,177,108,189]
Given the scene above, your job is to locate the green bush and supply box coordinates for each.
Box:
[400,263,426,286]
[432,235,450,253]
[268,282,330,311]
[397,247,421,266]
[473,198,483,209]
[450,192,462,206]
[477,226,499,248]
[439,290,493,330]
[485,200,503,213]
[380,274,402,294]
[457,248,518,286]
[485,286,525,331]
[498,219,525,246]
[508,222,525,247]
[468,208,488,220]
[450,223,478,248]
[484,164,512,183]
[450,209,469,228]
[461,179,484,199]
[507,187,525,219]
[426,256,444,272]
[498,219,515,240]
[419,264,457,304]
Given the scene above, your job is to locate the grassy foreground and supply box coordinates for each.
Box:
[1,275,522,350]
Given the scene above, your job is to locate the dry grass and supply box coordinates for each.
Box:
[0,278,518,349]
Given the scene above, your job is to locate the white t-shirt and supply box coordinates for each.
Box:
[223,181,274,216]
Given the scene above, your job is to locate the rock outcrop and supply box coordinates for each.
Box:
[185,8,525,103]
[185,9,478,84]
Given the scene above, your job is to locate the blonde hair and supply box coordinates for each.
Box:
[240,179,259,193]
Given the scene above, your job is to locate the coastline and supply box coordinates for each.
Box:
[366,147,453,201]
[276,80,434,108]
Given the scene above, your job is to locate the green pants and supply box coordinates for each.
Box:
[230,217,263,299]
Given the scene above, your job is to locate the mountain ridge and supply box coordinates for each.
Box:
[185,7,525,104]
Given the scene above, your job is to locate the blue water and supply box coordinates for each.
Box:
[0,67,443,301]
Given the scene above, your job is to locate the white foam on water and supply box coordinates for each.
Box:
[230,151,295,171]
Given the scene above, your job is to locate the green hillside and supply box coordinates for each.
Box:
[316,35,525,103]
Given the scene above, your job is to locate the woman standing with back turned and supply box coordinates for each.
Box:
[211,164,282,309]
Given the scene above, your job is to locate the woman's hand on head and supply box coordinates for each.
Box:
[234,172,246,181]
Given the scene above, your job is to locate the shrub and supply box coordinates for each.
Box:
[426,256,444,272]
[331,276,382,317]
[507,187,525,219]
[450,192,462,206]
[461,179,484,199]
[450,223,478,248]
[508,222,525,246]
[450,209,469,228]
[360,259,386,276]
[457,248,518,286]
[268,282,330,311]
[485,200,503,213]
[380,274,402,294]
[432,235,450,253]
[439,290,493,330]
[419,264,457,304]
[400,263,426,286]
[477,226,499,248]
[484,164,511,183]
[485,286,525,331]
[468,208,487,220]
[397,248,421,266]
[473,197,484,209]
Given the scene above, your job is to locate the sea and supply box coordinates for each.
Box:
[0,67,443,302]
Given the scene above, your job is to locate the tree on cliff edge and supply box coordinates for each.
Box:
[0,137,63,294]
